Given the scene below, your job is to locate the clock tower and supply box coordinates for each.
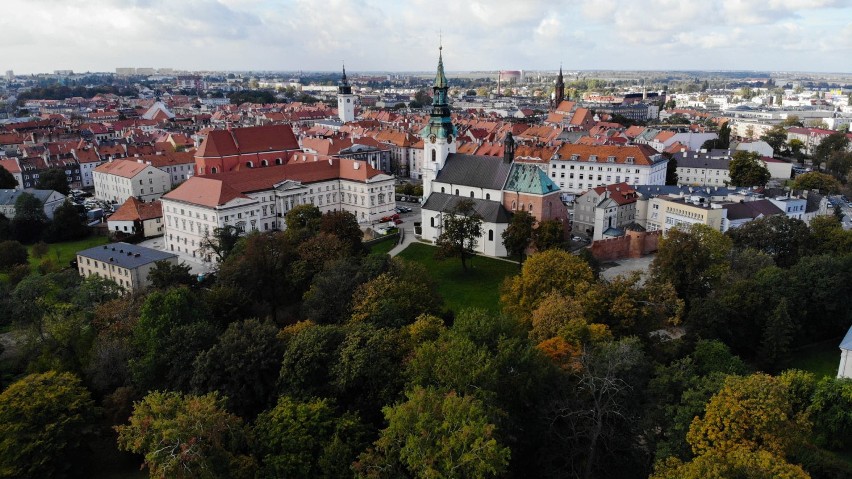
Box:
[420,45,457,200]
[337,64,355,123]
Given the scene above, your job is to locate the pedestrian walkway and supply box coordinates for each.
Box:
[388,225,417,257]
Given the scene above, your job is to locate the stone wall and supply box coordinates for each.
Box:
[590,230,661,262]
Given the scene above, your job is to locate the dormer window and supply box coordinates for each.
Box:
[607,156,615,163]
[570,154,579,161]
[589,155,597,162]
[626,157,635,164]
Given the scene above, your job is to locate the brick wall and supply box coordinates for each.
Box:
[590,230,661,261]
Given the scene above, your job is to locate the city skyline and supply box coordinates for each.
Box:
[2,0,852,74]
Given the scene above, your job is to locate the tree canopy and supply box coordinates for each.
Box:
[728,150,771,187]
[435,199,483,271]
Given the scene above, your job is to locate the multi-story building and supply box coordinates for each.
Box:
[548,144,667,194]
[76,242,178,291]
[642,195,727,233]
[572,183,640,240]
[194,124,302,176]
[108,197,164,238]
[93,159,171,204]
[161,158,395,263]
[673,150,732,187]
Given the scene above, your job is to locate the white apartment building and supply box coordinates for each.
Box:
[76,242,178,291]
[93,159,170,204]
[548,144,668,194]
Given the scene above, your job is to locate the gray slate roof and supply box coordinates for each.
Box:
[421,192,511,224]
[434,153,513,190]
[0,188,59,206]
[77,242,177,269]
[723,199,784,220]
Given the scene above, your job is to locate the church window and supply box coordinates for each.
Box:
[246,161,253,168]
[441,187,445,193]
[430,217,435,227]
[488,230,493,241]
[528,203,533,212]
[275,158,282,165]
[512,201,516,210]
[431,150,436,162]
[455,189,459,195]
[470,192,474,198]
[261,160,268,167]
[485,193,490,200]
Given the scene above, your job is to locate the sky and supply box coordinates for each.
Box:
[2,0,851,74]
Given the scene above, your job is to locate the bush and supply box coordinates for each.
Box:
[37,257,60,275]
[0,240,28,271]
[31,241,49,258]
[6,264,30,285]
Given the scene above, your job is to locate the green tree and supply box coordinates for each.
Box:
[350,258,441,327]
[199,224,241,263]
[787,138,805,163]
[0,166,17,189]
[115,391,255,479]
[355,387,510,479]
[36,168,70,195]
[319,209,364,254]
[808,377,852,450]
[792,171,841,193]
[191,319,284,418]
[302,255,387,324]
[254,396,370,479]
[501,210,535,265]
[813,131,850,170]
[0,239,28,270]
[12,191,47,243]
[532,219,565,251]
[285,203,322,240]
[435,198,483,271]
[727,215,810,268]
[728,150,771,187]
[147,260,195,289]
[0,213,10,241]
[45,199,88,242]
[665,156,679,185]
[760,125,788,155]
[782,115,803,127]
[0,371,95,479]
[757,299,794,372]
[717,121,731,149]
[650,223,732,307]
[278,323,347,400]
[825,150,852,181]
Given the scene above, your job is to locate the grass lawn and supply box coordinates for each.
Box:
[788,338,841,378]
[26,235,109,272]
[367,235,398,257]
[397,242,519,314]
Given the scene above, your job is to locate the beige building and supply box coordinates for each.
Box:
[76,242,178,291]
[642,195,727,233]
[93,159,171,204]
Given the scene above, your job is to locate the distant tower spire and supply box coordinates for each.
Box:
[553,62,565,110]
[337,61,355,122]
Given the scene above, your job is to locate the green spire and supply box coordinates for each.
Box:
[434,45,447,89]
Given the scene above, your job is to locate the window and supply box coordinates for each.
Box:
[488,230,493,241]
[431,150,436,162]
[455,189,459,195]
[469,192,474,198]
[485,193,490,200]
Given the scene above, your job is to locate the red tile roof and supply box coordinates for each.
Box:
[93,159,152,178]
[554,144,659,166]
[109,197,163,221]
[591,182,639,205]
[162,176,250,207]
[196,124,300,158]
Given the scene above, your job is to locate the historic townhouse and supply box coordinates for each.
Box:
[547,143,667,194]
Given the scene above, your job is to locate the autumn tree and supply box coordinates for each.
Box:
[0,371,95,479]
[501,209,535,265]
[651,447,810,479]
[319,209,364,254]
[199,224,240,263]
[759,124,788,155]
[350,258,441,327]
[792,171,841,194]
[435,198,483,271]
[12,191,47,243]
[728,150,771,187]
[532,218,565,251]
[355,387,510,479]
[116,391,255,479]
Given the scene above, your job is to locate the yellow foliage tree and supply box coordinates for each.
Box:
[652,446,810,479]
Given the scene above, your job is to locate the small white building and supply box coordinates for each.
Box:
[838,326,852,379]
[76,242,179,291]
[93,159,171,204]
[108,197,164,238]
[0,188,66,219]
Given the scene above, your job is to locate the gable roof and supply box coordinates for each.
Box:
[723,199,784,220]
[421,192,511,223]
[435,153,514,190]
[93,159,154,178]
[553,144,660,166]
[196,124,300,158]
[109,197,163,222]
[504,163,561,195]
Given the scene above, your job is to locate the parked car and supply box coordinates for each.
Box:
[394,218,403,225]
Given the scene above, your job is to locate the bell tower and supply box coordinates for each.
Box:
[337,63,355,123]
[420,44,457,199]
[553,64,565,110]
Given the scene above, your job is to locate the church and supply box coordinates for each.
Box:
[419,46,568,256]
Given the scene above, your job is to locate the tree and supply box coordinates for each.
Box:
[147,260,194,289]
[355,387,510,479]
[45,199,88,242]
[350,258,441,327]
[0,213,10,241]
[665,156,679,185]
[0,239,28,270]
[191,319,284,418]
[115,391,255,479]
[787,138,805,163]
[199,225,240,263]
[36,168,70,195]
[319,209,364,254]
[814,131,850,170]
[825,150,852,181]
[652,447,810,479]
[782,115,803,127]
[302,255,387,324]
[0,371,95,479]
[532,219,565,251]
[727,215,810,268]
[285,203,322,240]
[792,171,841,193]
[650,223,732,307]
[501,210,535,265]
[760,125,788,155]
[728,150,771,187]
[12,191,47,243]
[808,377,852,450]
[254,396,370,479]
[435,198,483,271]
[0,165,17,189]
[757,299,794,372]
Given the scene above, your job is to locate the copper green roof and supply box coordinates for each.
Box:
[434,47,448,89]
[504,163,560,195]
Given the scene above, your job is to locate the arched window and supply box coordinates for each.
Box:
[528,203,533,212]
[275,158,283,165]
[430,217,435,227]
[469,192,474,198]
[512,201,516,210]
[261,159,269,167]
[245,161,253,168]
[488,229,493,241]
[485,193,490,200]
[455,189,459,195]
[211,167,218,174]
[441,187,445,193]
[431,149,436,162]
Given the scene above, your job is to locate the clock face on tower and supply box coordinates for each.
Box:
[346,99,350,103]
[429,135,436,143]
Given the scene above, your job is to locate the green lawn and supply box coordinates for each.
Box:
[367,235,398,257]
[397,242,519,314]
[26,235,109,271]
[789,339,841,378]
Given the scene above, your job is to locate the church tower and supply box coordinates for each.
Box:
[420,44,457,199]
[337,64,355,123]
[552,64,565,109]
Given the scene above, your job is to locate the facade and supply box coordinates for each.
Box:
[76,242,178,291]
[337,66,356,123]
[674,152,732,187]
[548,144,667,194]
[108,197,164,238]
[573,183,640,240]
[0,188,66,219]
[421,193,511,257]
[838,326,852,379]
[135,152,196,188]
[768,196,807,220]
[641,195,727,233]
[93,159,171,204]
[161,159,395,263]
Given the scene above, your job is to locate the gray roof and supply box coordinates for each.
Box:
[841,325,852,351]
[434,153,513,190]
[634,184,741,198]
[723,199,784,220]
[77,242,177,269]
[673,155,732,170]
[421,192,511,223]
[0,188,60,206]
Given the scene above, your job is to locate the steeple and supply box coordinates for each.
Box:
[553,63,565,109]
[434,45,448,89]
[503,132,515,163]
[338,63,352,95]
[420,44,456,141]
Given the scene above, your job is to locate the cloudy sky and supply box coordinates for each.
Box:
[2,0,851,74]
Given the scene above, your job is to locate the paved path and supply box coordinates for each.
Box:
[388,224,417,257]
